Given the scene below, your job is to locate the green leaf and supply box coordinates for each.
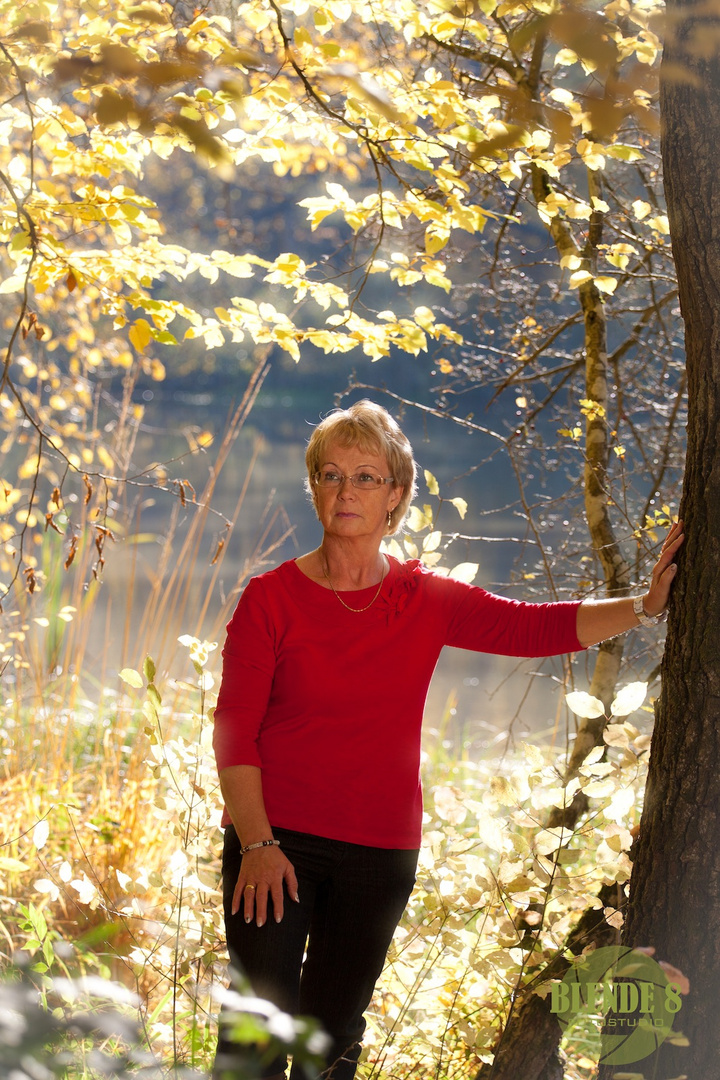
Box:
[142,700,158,726]
[147,683,162,707]
[143,655,156,684]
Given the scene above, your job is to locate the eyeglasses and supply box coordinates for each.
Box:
[314,470,395,490]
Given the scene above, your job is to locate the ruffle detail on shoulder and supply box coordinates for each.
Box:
[378,557,424,620]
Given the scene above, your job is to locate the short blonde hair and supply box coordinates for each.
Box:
[305,400,417,535]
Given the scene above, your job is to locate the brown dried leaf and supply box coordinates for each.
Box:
[64,535,78,569]
[99,43,142,77]
[173,114,230,164]
[95,89,135,127]
[549,7,619,71]
[52,55,98,84]
[210,538,225,565]
[13,20,51,43]
[142,58,203,85]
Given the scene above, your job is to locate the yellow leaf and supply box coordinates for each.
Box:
[566,691,605,718]
[449,562,479,583]
[129,319,153,352]
[610,681,647,717]
[424,469,440,496]
[0,857,30,873]
[97,446,114,471]
[425,223,450,255]
[647,214,670,234]
[632,199,652,220]
[119,667,143,688]
[406,505,432,531]
[594,276,618,294]
[423,530,442,553]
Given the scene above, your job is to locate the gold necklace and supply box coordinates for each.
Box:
[322,556,388,613]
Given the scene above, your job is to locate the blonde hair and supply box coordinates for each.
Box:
[305,400,417,535]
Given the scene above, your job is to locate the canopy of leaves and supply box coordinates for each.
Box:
[1,0,683,615]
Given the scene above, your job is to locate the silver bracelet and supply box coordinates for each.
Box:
[240,838,280,855]
[633,595,667,627]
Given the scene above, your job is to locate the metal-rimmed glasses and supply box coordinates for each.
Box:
[313,469,395,490]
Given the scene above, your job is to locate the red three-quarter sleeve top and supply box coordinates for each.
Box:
[213,557,583,849]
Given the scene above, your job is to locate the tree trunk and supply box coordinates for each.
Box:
[616,2,720,1076]
[475,881,625,1080]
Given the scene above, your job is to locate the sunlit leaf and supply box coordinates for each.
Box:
[119,667,144,688]
[610,681,648,717]
[424,470,440,496]
[565,691,606,718]
[129,319,153,352]
[33,820,49,850]
[422,530,442,553]
[449,562,479,583]
[594,275,618,294]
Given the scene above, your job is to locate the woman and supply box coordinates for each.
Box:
[212,400,682,1079]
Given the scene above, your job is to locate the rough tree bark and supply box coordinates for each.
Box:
[609,1,720,1076]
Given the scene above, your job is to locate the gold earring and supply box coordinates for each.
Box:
[387,509,393,527]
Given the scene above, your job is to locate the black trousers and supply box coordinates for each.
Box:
[215,825,418,1079]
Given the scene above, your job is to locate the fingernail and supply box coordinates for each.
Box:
[245,914,251,923]
[670,564,677,571]
[257,918,265,928]
[276,913,282,923]
[294,893,300,903]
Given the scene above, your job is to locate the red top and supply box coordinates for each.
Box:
[213,557,583,848]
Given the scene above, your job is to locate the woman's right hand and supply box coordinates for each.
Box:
[232,845,299,926]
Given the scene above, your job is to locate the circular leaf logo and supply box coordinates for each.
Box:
[551,946,683,1066]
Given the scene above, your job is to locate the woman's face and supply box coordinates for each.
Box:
[313,439,403,544]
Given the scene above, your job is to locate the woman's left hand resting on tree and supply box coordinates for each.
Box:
[576,519,684,648]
